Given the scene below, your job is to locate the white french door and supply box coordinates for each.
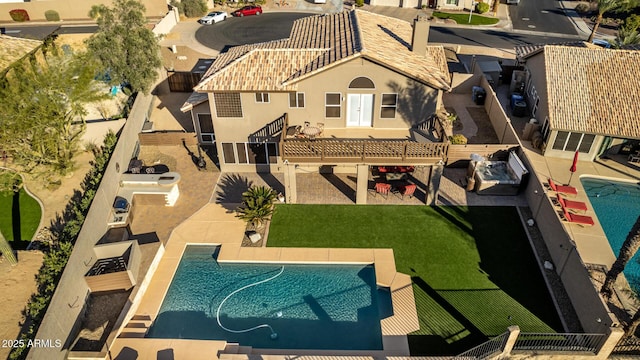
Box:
[346,93,373,127]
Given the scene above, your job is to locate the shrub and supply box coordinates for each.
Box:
[44,10,60,21]
[171,0,208,17]
[355,0,364,7]
[575,2,592,14]
[475,2,490,14]
[8,130,118,360]
[9,9,30,22]
[449,134,468,144]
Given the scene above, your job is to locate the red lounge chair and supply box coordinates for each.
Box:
[556,195,588,212]
[399,184,416,199]
[548,178,578,196]
[561,205,594,226]
[375,183,391,198]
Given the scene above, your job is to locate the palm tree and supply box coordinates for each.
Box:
[601,215,640,301]
[626,306,640,336]
[236,186,277,230]
[587,0,634,43]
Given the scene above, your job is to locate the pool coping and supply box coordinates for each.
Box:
[110,202,418,359]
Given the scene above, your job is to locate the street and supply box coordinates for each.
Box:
[508,0,578,35]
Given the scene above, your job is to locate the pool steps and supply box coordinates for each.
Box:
[119,315,152,338]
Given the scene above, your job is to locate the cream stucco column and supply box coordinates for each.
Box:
[499,325,520,358]
[595,327,624,359]
[283,163,297,204]
[356,164,369,205]
[427,164,443,205]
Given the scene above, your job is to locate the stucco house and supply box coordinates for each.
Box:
[182,10,452,203]
[515,43,640,161]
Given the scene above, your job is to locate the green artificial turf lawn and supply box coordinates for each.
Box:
[0,186,41,245]
[268,205,562,355]
[433,11,499,25]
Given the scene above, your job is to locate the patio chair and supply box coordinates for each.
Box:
[556,195,588,212]
[374,182,391,198]
[317,122,324,137]
[398,183,416,200]
[560,204,594,226]
[548,178,578,196]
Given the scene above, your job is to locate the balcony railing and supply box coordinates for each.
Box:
[280,138,448,163]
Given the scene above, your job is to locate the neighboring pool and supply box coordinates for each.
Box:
[147,245,386,350]
[582,178,640,292]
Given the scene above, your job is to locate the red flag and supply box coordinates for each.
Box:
[570,150,579,173]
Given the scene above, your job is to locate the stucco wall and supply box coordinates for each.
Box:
[29,93,154,360]
[0,0,168,22]
[208,57,442,172]
[519,149,614,335]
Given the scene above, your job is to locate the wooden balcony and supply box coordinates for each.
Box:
[280,138,448,164]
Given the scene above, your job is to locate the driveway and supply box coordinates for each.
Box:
[195,12,314,51]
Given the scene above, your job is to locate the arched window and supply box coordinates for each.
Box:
[348,77,375,89]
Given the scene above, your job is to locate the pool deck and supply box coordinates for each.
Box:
[523,144,640,269]
[110,201,418,359]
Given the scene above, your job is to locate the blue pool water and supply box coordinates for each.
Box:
[582,178,640,292]
[147,245,385,350]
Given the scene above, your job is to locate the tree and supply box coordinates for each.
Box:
[0,52,107,176]
[236,186,277,230]
[171,0,208,18]
[86,0,161,94]
[601,216,640,301]
[587,0,636,43]
[612,14,640,48]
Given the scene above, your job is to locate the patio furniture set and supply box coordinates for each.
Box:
[547,178,594,226]
[372,166,417,200]
[285,122,324,140]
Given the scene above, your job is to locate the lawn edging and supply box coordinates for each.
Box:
[0,168,44,246]
[432,11,499,25]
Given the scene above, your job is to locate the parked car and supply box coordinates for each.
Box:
[232,5,262,17]
[198,11,228,24]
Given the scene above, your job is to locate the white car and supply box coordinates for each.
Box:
[199,11,228,25]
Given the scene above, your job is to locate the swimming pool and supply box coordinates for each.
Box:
[582,178,640,292]
[147,245,385,350]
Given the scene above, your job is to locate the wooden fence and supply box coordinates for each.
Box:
[167,71,203,92]
[447,144,519,166]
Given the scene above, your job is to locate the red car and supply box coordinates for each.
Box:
[232,5,262,17]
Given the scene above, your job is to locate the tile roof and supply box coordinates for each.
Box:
[195,10,450,92]
[515,41,596,60]
[543,45,640,138]
[0,35,42,73]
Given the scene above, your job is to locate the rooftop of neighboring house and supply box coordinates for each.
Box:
[194,10,451,93]
[0,35,42,74]
[516,43,640,140]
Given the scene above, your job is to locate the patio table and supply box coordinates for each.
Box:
[303,126,321,136]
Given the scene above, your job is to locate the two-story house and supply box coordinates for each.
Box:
[515,43,640,162]
[182,10,452,203]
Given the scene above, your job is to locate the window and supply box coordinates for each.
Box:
[214,92,243,118]
[255,92,270,103]
[380,94,398,118]
[222,142,278,165]
[552,131,596,153]
[289,92,305,108]
[348,77,375,89]
[445,0,458,5]
[197,114,214,143]
[325,93,341,118]
[222,143,235,164]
